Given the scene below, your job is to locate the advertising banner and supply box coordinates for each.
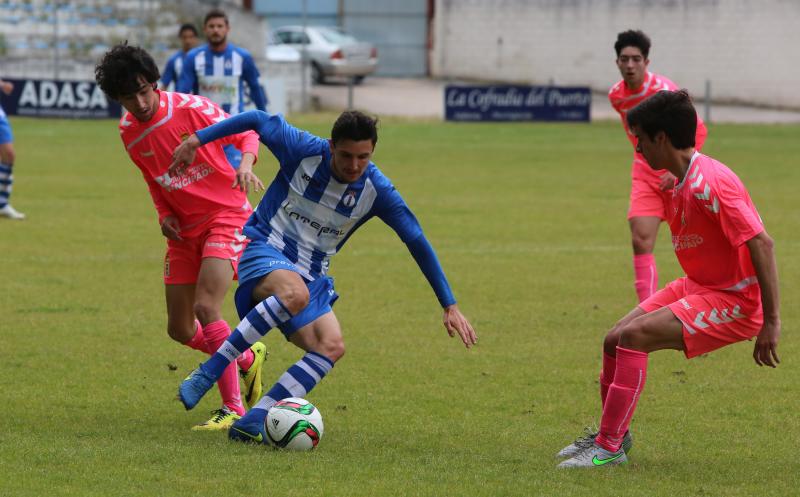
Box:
[0,78,122,119]
[445,85,591,122]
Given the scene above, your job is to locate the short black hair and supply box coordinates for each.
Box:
[178,23,198,37]
[204,8,228,26]
[627,89,697,149]
[331,111,379,146]
[95,43,160,100]
[614,29,651,58]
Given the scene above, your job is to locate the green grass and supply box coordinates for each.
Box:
[1,115,798,496]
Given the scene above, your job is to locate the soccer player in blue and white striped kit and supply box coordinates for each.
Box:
[173,110,477,443]
[159,23,199,91]
[177,8,267,169]
[0,77,24,220]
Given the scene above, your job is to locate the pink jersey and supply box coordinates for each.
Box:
[120,90,259,238]
[668,153,764,299]
[609,72,708,177]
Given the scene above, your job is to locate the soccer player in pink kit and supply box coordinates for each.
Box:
[609,30,708,302]
[95,44,269,430]
[557,90,780,468]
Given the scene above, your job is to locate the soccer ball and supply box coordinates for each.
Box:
[266,397,324,450]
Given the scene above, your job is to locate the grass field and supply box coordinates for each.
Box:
[1,115,798,497]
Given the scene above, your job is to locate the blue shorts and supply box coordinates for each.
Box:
[234,240,339,338]
[0,116,12,145]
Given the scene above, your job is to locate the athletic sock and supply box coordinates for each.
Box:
[203,319,245,416]
[203,296,293,379]
[596,346,648,452]
[185,320,211,353]
[0,163,13,208]
[599,351,616,407]
[185,319,253,368]
[633,253,658,303]
[246,352,335,425]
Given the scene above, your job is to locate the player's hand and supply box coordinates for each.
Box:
[753,319,780,368]
[0,81,13,95]
[659,171,677,191]
[169,134,201,177]
[442,304,477,349]
[232,155,264,193]
[160,216,183,241]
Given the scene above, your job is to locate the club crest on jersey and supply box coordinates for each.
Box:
[225,60,232,70]
[342,190,357,208]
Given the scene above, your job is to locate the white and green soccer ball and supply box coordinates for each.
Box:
[266,397,324,450]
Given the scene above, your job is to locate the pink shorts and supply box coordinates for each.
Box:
[164,219,249,285]
[627,158,671,220]
[640,277,763,358]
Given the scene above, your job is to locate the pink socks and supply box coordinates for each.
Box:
[596,347,648,452]
[185,320,211,353]
[200,320,245,416]
[599,352,616,407]
[185,320,255,368]
[633,254,658,302]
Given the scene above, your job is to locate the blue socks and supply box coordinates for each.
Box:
[203,295,292,379]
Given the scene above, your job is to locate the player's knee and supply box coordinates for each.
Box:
[278,284,310,315]
[167,323,193,344]
[317,338,345,363]
[603,329,621,355]
[631,233,655,253]
[618,322,648,351]
[192,300,220,325]
[0,146,14,165]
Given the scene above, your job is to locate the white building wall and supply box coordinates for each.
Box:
[432,0,800,108]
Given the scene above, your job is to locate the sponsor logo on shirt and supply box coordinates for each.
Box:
[154,163,215,191]
[672,234,704,251]
[281,202,346,238]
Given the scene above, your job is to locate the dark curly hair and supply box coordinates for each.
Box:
[95,43,160,100]
[627,90,697,149]
[331,111,379,146]
[614,30,651,58]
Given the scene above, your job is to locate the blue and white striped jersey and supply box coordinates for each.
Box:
[177,43,267,115]
[196,111,456,307]
[160,50,185,90]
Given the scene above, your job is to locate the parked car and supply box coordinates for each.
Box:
[268,25,378,84]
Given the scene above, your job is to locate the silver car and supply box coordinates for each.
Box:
[269,26,378,84]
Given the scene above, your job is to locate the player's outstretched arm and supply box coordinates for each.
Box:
[169,111,268,176]
[443,303,477,348]
[746,231,781,367]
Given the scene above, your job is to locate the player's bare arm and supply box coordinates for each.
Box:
[746,231,781,367]
[443,303,477,348]
[232,152,264,193]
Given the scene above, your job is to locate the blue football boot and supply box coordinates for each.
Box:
[178,365,216,410]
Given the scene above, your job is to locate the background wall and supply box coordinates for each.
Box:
[432,0,800,108]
